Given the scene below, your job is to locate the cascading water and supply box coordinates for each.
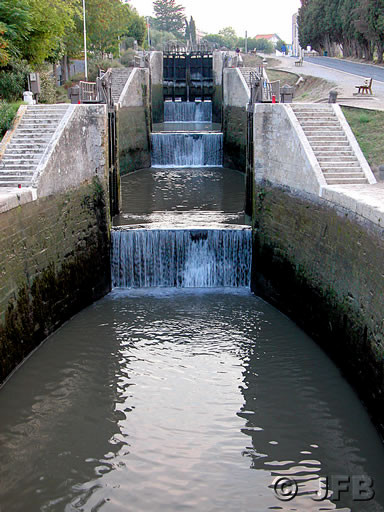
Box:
[151,133,223,167]
[117,99,249,289]
[111,228,252,288]
[164,101,213,122]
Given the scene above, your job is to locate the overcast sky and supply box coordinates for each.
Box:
[129,0,301,43]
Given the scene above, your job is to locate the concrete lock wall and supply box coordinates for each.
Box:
[223,68,250,172]
[253,104,325,196]
[0,105,110,384]
[251,104,384,433]
[117,68,151,174]
[150,51,164,124]
[212,51,223,124]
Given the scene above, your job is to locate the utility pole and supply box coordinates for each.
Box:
[147,17,151,48]
[83,0,88,80]
[245,31,248,54]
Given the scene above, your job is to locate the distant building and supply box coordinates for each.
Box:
[254,34,281,44]
[292,13,301,57]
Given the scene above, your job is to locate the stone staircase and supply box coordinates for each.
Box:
[0,104,70,188]
[110,67,133,104]
[291,104,369,185]
[240,68,256,89]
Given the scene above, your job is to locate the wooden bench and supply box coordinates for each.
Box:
[295,58,303,67]
[355,77,373,95]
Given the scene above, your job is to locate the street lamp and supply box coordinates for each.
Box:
[83,0,88,80]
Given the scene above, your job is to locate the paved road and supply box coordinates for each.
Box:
[304,56,384,83]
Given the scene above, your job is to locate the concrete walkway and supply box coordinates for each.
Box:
[272,54,384,111]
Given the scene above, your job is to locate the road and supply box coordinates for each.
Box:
[304,56,384,83]
[270,54,384,110]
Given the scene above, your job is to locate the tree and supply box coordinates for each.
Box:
[0,0,31,66]
[185,16,196,44]
[218,27,238,49]
[153,0,186,35]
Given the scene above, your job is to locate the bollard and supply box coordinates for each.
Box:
[328,90,338,103]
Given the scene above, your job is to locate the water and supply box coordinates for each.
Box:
[151,133,223,168]
[164,101,212,122]
[0,290,383,511]
[113,167,246,228]
[1,102,384,512]
[111,228,252,288]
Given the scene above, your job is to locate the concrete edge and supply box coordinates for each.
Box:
[31,104,76,188]
[236,68,251,101]
[333,104,377,184]
[0,105,28,160]
[118,68,137,106]
[0,188,35,214]
[284,104,328,193]
[322,185,384,228]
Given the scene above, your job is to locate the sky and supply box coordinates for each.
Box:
[129,0,302,44]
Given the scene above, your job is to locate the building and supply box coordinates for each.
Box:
[254,34,281,44]
[292,12,300,57]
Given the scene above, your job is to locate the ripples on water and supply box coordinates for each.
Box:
[0,289,383,511]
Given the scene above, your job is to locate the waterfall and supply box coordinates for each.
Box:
[111,228,252,288]
[151,133,223,167]
[164,101,212,122]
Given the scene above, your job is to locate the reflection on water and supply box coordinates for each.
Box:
[113,168,246,227]
[0,289,383,511]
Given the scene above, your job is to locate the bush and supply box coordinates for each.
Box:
[0,60,31,102]
[0,101,22,140]
[120,49,135,67]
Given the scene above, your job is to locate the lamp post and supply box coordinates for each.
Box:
[82,0,88,80]
[147,17,150,48]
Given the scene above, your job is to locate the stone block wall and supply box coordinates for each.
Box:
[223,68,250,172]
[0,179,110,383]
[117,68,151,174]
[252,183,384,434]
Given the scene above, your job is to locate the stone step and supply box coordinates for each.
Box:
[326,177,368,184]
[323,171,365,177]
[312,144,351,149]
[0,182,32,187]
[300,121,340,127]
[295,113,336,118]
[314,151,354,157]
[317,156,359,163]
[20,121,61,127]
[0,171,34,177]
[307,136,348,142]
[1,156,41,164]
[16,129,56,135]
[321,164,361,171]
[7,144,47,150]
[1,164,37,170]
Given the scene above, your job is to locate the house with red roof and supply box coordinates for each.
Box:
[254,34,281,44]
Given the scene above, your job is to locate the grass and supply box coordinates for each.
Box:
[0,101,24,141]
[342,106,384,173]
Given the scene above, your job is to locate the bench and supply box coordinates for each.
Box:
[355,77,373,95]
[295,58,303,67]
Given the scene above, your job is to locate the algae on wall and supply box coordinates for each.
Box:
[0,178,111,383]
[251,182,384,436]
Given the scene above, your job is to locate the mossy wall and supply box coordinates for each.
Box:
[0,179,111,383]
[117,106,151,174]
[252,182,384,435]
[223,105,247,172]
[152,84,164,124]
[212,85,222,124]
